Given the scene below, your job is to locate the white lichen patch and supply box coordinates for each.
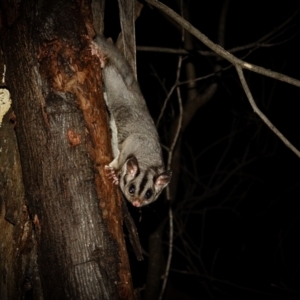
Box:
[0,88,12,127]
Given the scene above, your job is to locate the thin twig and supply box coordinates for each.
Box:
[158,7,185,298]
[138,6,299,56]
[157,52,183,300]
[156,83,177,128]
[236,66,300,158]
[166,68,183,199]
[158,205,173,300]
[149,64,169,95]
[156,55,183,127]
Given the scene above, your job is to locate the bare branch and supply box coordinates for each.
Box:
[117,0,137,77]
[236,66,300,158]
[157,76,182,298]
[145,0,300,88]
[146,0,300,158]
[227,7,300,52]
[158,206,173,300]
[166,59,183,199]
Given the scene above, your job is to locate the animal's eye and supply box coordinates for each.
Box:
[145,189,153,200]
[128,184,135,194]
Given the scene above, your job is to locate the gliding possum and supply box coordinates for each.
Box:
[91,36,172,207]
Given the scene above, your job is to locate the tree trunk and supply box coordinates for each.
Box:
[0,0,135,299]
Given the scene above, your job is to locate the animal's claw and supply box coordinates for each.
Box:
[104,165,119,185]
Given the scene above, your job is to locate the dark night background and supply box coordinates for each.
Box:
[110,1,300,299]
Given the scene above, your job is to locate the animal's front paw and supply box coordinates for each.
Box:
[104,165,119,185]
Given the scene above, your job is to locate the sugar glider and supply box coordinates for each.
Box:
[91,36,172,207]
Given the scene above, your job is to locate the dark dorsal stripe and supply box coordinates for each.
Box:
[138,171,149,196]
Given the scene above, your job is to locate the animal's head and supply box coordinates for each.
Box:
[119,156,172,207]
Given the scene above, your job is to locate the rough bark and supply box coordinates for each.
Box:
[0,0,134,299]
[0,72,41,299]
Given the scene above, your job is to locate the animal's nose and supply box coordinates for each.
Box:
[132,200,141,207]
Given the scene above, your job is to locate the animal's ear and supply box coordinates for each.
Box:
[125,156,139,179]
[107,37,114,44]
[155,171,172,188]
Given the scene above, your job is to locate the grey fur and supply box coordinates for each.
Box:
[92,36,171,207]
